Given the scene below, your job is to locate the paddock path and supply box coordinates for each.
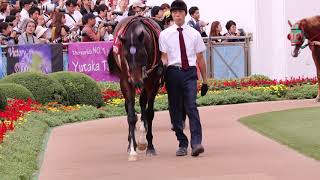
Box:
[39,100,320,180]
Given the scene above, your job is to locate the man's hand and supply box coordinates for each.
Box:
[201,83,208,96]
[157,60,167,76]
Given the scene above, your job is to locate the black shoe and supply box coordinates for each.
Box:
[191,144,204,157]
[176,147,188,156]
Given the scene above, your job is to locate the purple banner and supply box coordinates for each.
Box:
[68,42,119,82]
[6,44,63,75]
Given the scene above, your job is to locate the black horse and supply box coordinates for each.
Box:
[108,16,163,161]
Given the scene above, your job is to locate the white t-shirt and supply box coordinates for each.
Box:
[159,23,207,67]
[65,10,83,30]
[20,8,29,23]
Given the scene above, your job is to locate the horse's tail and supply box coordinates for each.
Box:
[107,47,121,76]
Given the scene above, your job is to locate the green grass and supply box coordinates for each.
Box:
[240,107,320,160]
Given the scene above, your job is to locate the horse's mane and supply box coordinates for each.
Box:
[297,16,320,41]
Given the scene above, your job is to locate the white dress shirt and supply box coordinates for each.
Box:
[159,23,206,67]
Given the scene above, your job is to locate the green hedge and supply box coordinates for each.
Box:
[50,72,104,107]
[0,83,34,100]
[285,85,318,99]
[0,90,7,110]
[1,72,67,104]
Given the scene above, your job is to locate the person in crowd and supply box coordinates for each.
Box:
[81,13,106,42]
[20,0,33,23]
[65,0,83,31]
[187,6,207,37]
[161,3,170,14]
[129,1,147,16]
[224,20,241,42]
[163,13,173,29]
[37,14,46,27]
[35,25,50,43]
[0,21,15,45]
[95,3,108,27]
[116,0,129,22]
[80,0,94,15]
[0,2,10,21]
[187,6,200,32]
[18,19,39,44]
[209,21,223,42]
[151,6,164,30]
[50,11,66,42]
[28,6,40,22]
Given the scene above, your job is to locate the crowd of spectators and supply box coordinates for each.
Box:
[0,0,245,45]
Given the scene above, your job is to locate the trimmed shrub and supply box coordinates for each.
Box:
[0,90,6,111]
[285,85,318,99]
[0,83,34,100]
[49,72,104,107]
[2,72,67,104]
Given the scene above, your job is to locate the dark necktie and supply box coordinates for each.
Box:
[177,27,189,70]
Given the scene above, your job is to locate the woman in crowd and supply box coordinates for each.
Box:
[209,21,223,42]
[50,12,66,43]
[18,19,39,45]
[224,20,241,42]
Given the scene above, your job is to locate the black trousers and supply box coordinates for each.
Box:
[166,66,202,148]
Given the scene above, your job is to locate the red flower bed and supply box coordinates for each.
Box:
[0,99,38,143]
[102,89,122,102]
[210,77,317,90]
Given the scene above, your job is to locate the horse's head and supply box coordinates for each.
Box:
[119,24,148,88]
[287,20,307,57]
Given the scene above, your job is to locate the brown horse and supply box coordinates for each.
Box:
[288,16,320,101]
[108,16,163,161]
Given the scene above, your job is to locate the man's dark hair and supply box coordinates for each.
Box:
[5,15,16,23]
[22,0,33,7]
[226,20,236,30]
[170,0,187,14]
[29,6,40,16]
[96,4,108,14]
[188,6,198,16]
[0,22,9,33]
[151,6,162,17]
[82,13,95,25]
[66,0,78,7]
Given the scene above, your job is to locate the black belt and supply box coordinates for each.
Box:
[167,66,196,71]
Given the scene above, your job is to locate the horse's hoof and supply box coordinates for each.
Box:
[128,154,138,161]
[137,143,147,151]
[315,97,320,102]
[146,148,157,156]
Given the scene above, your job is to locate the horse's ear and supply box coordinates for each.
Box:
[119,35,126,43]
[288,20,293,27]
[138,31,144,42]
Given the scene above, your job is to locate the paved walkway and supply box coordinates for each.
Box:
[39,100,320,180]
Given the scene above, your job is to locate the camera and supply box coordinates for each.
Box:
[112,11,123,16]
[41,2,56,13]
[99,20,118,27]
[41,2,65,13]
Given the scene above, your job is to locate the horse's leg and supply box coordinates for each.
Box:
[121,80,138,161]
[137,89,148,151]
[311,47,320,101]
[146,84,160,156]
